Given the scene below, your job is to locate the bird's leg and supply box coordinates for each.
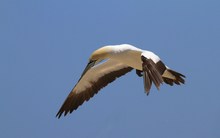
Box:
[136,56,149,77]
[136,69,143,77]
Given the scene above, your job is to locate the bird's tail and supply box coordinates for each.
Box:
[162,69,185,86]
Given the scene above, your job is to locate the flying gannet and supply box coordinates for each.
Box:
[56,44,185,118]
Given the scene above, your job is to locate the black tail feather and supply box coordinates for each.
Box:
[163,69,185,86]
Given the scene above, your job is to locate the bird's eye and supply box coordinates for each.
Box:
[89,60,96,64]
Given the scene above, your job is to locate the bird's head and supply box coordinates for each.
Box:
[89,46,112,63]
[80,46,113,77]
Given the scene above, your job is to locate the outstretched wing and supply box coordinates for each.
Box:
[56,60,133,118]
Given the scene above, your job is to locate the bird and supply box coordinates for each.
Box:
[56,44,185,118]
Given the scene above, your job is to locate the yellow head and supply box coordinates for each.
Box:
[89,46,113,62]
[80,46,113,78]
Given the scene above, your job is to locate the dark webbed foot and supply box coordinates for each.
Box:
[136,70,143,77]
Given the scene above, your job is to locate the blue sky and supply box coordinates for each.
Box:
[1,0,220,137]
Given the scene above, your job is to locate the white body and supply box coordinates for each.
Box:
[105,44,160,70]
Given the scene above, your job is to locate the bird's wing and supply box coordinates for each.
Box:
[141,52,164,95]
[56,59,133,118]
[141,51,185,94]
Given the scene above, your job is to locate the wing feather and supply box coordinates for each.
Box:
[56,60,133,118]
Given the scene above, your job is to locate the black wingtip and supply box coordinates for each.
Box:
[56,111,62,119]
[146,91,150,96]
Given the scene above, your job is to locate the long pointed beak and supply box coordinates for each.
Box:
[80,60,96,78]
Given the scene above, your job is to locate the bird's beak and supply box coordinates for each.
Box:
[80,60,96,78]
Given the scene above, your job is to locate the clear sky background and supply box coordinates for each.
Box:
[1,0,220,138]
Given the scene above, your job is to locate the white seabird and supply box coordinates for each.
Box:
[56,44,185,118]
